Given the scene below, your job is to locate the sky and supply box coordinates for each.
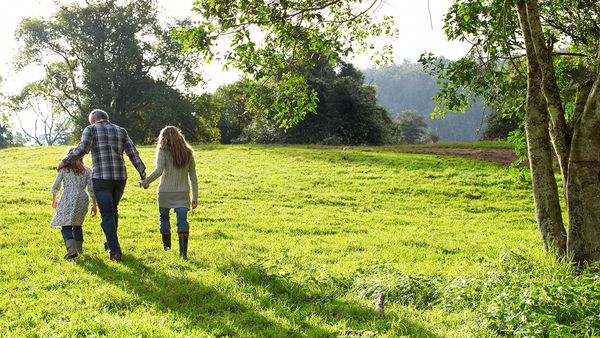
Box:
[0,0,469,134]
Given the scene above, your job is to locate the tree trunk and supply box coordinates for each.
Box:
[566,47,600,263]
[524,0,571,183]
[516,0,567,256]
[521,0,600,264]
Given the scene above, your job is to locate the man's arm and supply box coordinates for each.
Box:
[58,126,93,169]
[123,128,146,180]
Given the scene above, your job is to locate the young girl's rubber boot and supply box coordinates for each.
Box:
[64,239,79,260]
[178,232,189,260]
[162,233,171,251]
[75,241,84,254]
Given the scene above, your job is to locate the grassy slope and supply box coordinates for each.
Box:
[0,145,541,337]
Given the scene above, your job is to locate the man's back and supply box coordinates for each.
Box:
[64,120,146,181]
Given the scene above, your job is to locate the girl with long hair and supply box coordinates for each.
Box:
[51,147,97,259]
[140,126,198,259]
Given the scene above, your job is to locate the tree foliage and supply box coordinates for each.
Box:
[0,115,25,149]
[210,59,395,145]
[0,123,21,149]
[394,110,439,145]
[3,82,72,146]
[212,81,254,144]
[481,108,521,141]
[175,0,397,129]
[280,59,394,145]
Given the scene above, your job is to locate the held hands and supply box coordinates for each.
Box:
[90,204,97,217]
[191,200,198,209]
[138,180,149,189]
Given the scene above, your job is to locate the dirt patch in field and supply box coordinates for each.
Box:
[406,147,523,167]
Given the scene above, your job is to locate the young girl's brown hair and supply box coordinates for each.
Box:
[63,147,85,174]
[157,126,194,169]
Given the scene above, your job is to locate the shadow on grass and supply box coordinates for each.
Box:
[206,260,441,337]
[78,255,316,336]
[78,254,439,336]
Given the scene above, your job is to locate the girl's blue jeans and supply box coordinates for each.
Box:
[159,207,189,234]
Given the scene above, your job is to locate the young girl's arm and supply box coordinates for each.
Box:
[90,197,97,216]
[51,169,64,208]
[189,156,199,209]
[86,168,97,216]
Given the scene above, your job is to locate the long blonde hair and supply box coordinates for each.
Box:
[63,147,85,174]
[157,126,194,169]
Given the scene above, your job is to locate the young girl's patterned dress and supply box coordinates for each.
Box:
[50,168,94,228]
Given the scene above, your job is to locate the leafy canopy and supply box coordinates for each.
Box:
[175,0,397,128]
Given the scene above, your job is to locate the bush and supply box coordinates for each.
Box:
[352,253,600,336]
[476,254,600,336]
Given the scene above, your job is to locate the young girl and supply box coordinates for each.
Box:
[140,126,198,259]
[51,147,97,259]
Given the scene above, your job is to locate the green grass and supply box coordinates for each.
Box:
[0,144,578,336]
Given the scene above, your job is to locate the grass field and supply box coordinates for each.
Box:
[0,144,596,337]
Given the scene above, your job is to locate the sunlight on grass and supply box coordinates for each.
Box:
[0,145,542,336]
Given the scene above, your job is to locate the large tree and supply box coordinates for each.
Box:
[424,0,600,264]
[12,0,209,143]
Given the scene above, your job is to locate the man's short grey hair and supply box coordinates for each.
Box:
[89,109,109,122]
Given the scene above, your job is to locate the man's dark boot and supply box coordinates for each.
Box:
[178,234,188,260]
[162,233,171,251]
[109,252,122,262]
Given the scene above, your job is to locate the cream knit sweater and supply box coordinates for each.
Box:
[142,149,198,201]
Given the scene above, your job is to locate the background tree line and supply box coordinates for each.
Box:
[364,60,521,142]
[211,58,440,146]
[0,0,510,149]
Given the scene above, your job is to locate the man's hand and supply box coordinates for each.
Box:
[191,200,198,209]
[57,161,66,170]
[90,205,97,217]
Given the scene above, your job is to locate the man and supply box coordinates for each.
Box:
[58,109,146,261]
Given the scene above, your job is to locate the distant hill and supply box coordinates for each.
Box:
[363,62,486,142]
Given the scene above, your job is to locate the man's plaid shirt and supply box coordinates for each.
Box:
[63,120,146,181]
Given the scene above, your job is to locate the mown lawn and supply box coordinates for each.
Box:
[0,144,546,336]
